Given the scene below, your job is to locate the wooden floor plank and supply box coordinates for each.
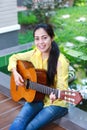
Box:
[0,106,22,129]
[0,124,10,130]
[42,123,65,130]
[0,98,22,114]
[0,92,8,101]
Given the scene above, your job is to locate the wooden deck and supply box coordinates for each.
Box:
[0,91,65,130]
[0,92,22,130]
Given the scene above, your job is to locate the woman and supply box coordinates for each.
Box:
[8,23,69,130]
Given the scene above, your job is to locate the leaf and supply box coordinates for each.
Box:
[80,55,87,61]
[64,48,83,58]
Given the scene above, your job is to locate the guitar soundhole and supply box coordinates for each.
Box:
[26,79,30,89]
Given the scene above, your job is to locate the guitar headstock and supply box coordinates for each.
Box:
[60,90,82,105]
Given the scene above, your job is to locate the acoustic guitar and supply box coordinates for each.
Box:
[10,60,82,105]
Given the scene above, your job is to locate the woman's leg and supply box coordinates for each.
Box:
[9,101,44,130]
[26,106,68,130]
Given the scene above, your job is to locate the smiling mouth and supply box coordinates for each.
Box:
[39,45,46,49]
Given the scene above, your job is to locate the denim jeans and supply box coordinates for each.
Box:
[9,102,68,130]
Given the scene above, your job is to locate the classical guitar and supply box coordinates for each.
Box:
[10,60,82,105]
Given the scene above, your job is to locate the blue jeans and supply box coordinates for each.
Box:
[9,102,68,130]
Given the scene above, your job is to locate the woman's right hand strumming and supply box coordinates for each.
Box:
[12,68,24,86]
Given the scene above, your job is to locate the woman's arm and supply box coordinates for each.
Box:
[57,53,69,91]
[8,50,35,86]
[11,67,24,86]
[8,50,34,71]
[49,54,69,103]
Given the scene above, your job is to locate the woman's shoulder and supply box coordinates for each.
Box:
[59,53,69,64]
[59,53,66,59]
[25,47,41,58]
[25,47,38,55]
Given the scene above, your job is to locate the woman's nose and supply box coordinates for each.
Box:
[39,39,43,44]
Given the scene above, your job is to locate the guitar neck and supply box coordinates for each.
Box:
[27,80,59,98]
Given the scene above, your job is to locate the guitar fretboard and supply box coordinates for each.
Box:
[27,80,59,98]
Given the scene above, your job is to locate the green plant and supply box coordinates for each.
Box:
[18,11,38,25]
[18,6,87,70]
[23,0,59,23]
[18,30,33,44]
[74,0,87,6]
[50,6,87,70]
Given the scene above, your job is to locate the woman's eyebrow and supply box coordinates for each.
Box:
[35,34,48,37]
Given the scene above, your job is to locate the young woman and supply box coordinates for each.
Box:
[8,23,69,130]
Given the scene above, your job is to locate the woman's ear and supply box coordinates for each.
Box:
[51,37,54,42]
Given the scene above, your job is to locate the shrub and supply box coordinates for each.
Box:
[18,11,38,25]
[74,0,87,6]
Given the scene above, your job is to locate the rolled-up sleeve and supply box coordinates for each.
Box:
[8,50,34,71]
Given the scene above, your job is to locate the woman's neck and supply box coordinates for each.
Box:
[42,52,49,60]
[41,46,51,60]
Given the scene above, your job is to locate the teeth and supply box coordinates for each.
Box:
[39,46,44,49]
[40,47,44,49]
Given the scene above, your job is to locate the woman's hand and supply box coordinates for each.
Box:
[12,68,24,86]
[49,92,56,104]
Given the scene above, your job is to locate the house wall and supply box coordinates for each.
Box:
[0,0,17,27]
[17,0,24,6]
[0,0,20,50]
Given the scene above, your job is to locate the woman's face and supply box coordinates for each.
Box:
[34,28,53,53]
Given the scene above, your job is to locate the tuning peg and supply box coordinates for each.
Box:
[65,91,76,96]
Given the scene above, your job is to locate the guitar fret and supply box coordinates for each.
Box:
[54,89,59,98]
[43,87,48,94]
[29,81,59,98]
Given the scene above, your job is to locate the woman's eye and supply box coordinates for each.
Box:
[35,38,39,41]
[43,37,47,40]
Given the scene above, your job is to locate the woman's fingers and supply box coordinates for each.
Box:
[49,92,56,104]
[13,70,24,86]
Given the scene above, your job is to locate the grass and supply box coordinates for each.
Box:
[49,6,87,69]
[18,6,87,45]
[18,30,34,44]
[18,6,87,68]
[18,11,38,25]
[51,6,87,44]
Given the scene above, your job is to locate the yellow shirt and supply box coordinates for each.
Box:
[8,48,69,107]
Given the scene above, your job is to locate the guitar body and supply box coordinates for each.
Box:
[10,60,47,102]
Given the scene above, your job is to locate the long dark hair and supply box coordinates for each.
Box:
[33,23,60,86]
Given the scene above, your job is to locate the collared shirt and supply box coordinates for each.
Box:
[8,47,69,107]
